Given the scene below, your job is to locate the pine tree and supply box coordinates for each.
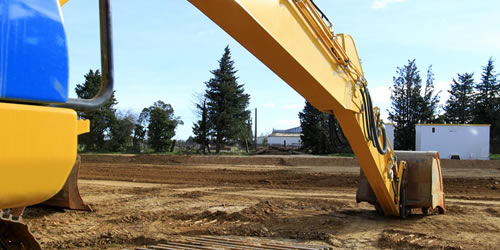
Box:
[473,58,500,153]
[299,101,350,154]
[75,69,117,152]
[192,96,210,154]
[420,65,441,123]
[473,58,499,124]
[444,73,475,124]
[140,101,183,152]
[204,46,251,153]
[299,101,331,154]
[388,60,424,150]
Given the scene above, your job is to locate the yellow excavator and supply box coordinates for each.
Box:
[0,0,445,248]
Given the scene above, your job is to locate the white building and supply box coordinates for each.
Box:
[416,124,490,160]
[256,136,266,145]
[263,125,393,149]
[267,127,302,148]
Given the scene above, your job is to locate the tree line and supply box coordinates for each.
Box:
[80,48,497,155]
[78,46,252,154]
[299,58,499,154]
[76,70,182,153]
[389,58,499,152]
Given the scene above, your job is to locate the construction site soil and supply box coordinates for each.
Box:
[24,154,500,249]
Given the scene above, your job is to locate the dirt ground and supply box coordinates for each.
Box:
[23,154,500,249]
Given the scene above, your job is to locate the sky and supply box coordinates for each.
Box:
[60,0,500,140]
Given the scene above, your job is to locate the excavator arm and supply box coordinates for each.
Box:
[187,0,403,216]
[185,0,445,217]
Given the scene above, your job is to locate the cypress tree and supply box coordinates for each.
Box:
[444,73,475,124]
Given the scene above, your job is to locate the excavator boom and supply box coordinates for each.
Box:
[188,0,405,216]
[187,0,445,217]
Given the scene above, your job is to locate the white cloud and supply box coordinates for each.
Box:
[433,80,451,106]
[283,103,303,109]
[372,0,407,9]
[369,84,392,122]
[370,84,392,107]
[263,103,276,108]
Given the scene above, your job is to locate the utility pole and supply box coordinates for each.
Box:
[254,108,258,150]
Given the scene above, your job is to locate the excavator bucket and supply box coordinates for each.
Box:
[357,151,446,215]
[40,156,92,211]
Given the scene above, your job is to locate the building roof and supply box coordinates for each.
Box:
[272,126,302,134]
[269,133,302,137]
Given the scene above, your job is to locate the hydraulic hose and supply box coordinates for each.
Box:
[360,83,388,155]
[328,115,349,151]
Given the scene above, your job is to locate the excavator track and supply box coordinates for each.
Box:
[0,210,41,250]
[138,236,332,250]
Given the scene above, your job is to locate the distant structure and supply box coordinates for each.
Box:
[258,125,394,149]
[266,126,302,148]
[384,124,395,148]
[416,124,490,160]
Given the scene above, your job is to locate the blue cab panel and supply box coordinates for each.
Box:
[0,0,69,103]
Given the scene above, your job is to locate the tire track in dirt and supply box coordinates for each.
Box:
[24,155,500,249]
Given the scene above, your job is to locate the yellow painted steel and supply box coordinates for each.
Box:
[59,0,69,6]
[0,103,89,209]
[188,0,402,215]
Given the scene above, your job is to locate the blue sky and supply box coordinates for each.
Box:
[61,0,500,139]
